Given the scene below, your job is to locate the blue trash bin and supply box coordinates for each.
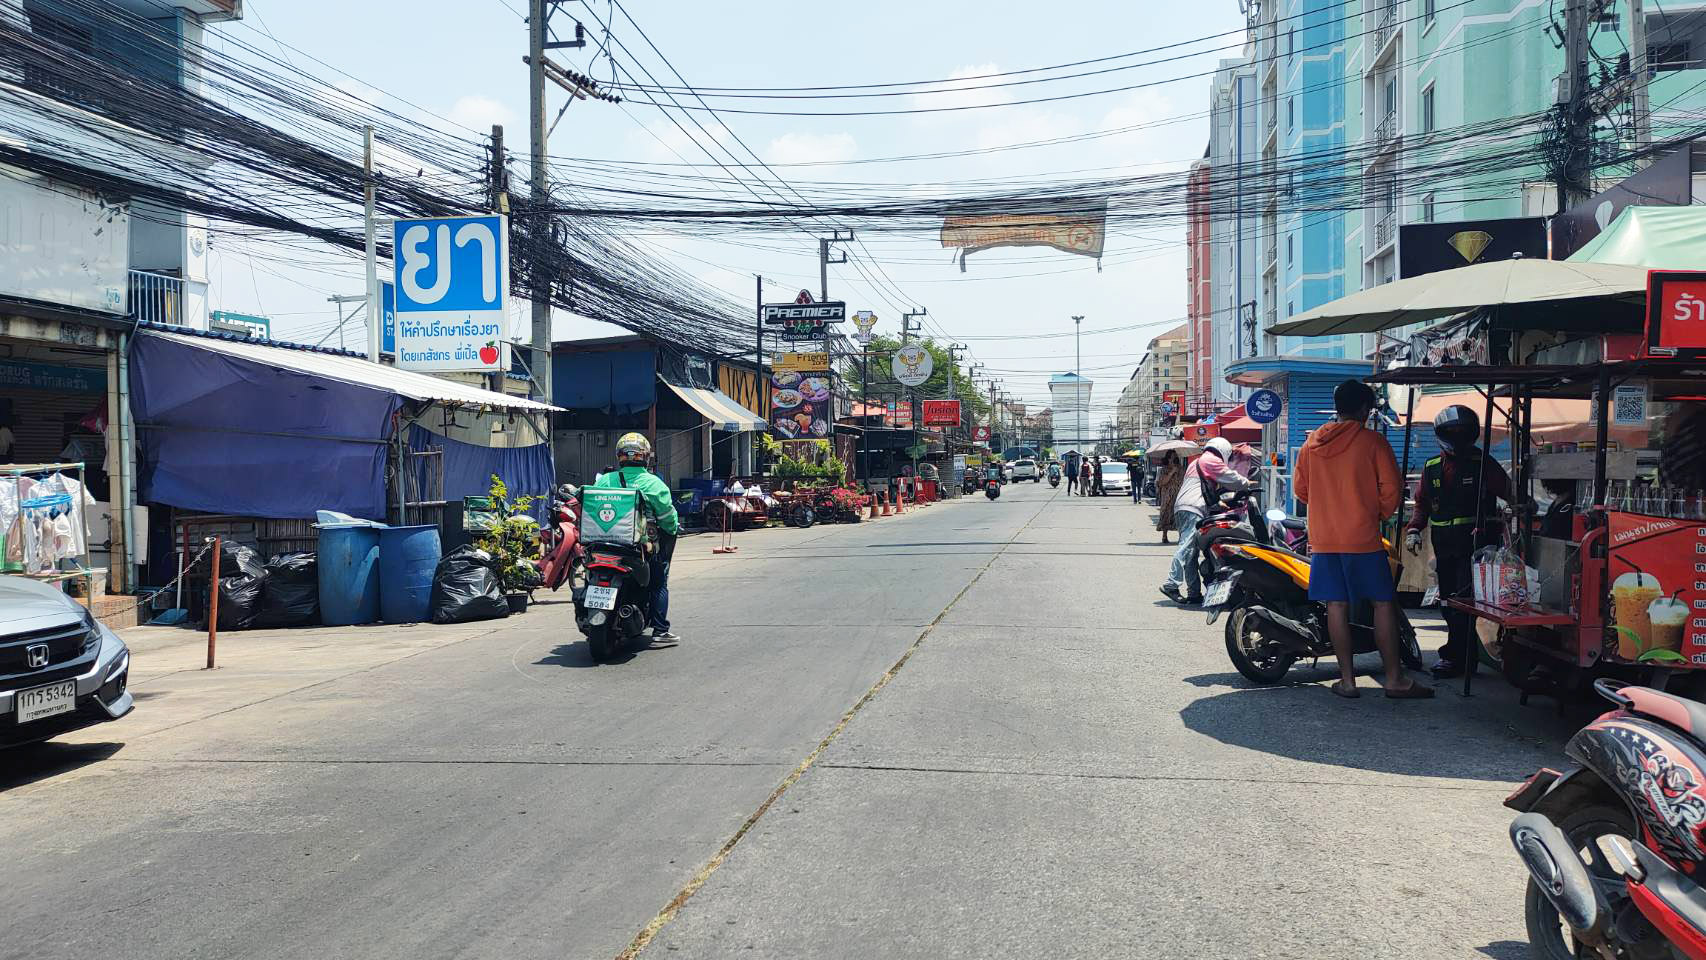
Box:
[378,524,441,624]
[318,524,381,626]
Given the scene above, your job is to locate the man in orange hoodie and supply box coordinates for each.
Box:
[1293,380,1431,699]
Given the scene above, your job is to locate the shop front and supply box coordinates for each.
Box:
[1223,356,1375,511]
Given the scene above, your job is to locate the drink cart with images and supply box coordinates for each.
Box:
[1368,349,1706,700]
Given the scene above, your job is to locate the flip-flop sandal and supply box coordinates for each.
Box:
[1330,682,1360,699]
[1384,680,1437,699]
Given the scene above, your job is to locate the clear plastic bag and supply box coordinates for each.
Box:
[1472,545,1534,608]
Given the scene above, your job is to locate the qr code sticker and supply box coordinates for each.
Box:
[1615,391,1646,424]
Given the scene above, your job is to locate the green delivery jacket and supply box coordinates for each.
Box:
[592,466,681,536]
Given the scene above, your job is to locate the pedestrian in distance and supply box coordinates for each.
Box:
[1092,456,1105,496]
[1131,454,1146,505]
[1404,404,1510,679]
[1155,451,1185,544]
[1295,380,1431,699]
[1078,457,1092,496]
[1064,450,1080,495]
[1160,437,1251,605]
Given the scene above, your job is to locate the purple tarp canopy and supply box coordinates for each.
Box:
[131,332,402,520]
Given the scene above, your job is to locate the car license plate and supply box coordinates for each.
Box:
[585,585,618,610]
[16,679,76,724]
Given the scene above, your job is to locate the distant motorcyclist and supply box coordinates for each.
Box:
[593,432,682,643]
[1405,405,1509,678]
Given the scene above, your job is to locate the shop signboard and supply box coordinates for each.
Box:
[775,351,829,373]
[0,360,106,394]
[1554,146,1694,258]
[971,425,991,442]
[1161,390,1185,420]
[892,344,934,387]
[1605,512,1706,665]
[1397,217,1547,278]
[1246,388,1283,424]
[391,214,510,372]
[1646,270,1706,359]
[852,310,878,344]
[762,291,846,342]
[0,175,128,315]
[887,399,914,430]
[769,368,832,440]
[381,281,396,355]
[921,399,961,426]
[1184,422,1221,442]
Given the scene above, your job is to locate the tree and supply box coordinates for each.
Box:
[844,335,990,427]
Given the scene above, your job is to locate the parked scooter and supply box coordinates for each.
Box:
[1507,678,1706,960]
[538,484,584,593]
[1202,535,1422,684]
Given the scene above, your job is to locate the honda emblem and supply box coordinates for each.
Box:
[25,643,49,669]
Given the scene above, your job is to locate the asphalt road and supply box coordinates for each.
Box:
[2,481,1584,959]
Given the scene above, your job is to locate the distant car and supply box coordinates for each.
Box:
[0,576,133,748]
[1009,458,1040,482]
[1100,461,1132,494]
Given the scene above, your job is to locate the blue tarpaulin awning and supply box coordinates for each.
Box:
[408,424,552,510]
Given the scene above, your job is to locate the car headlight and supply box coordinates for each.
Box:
[81,609,100,653]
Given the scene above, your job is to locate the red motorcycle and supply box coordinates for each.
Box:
[538,484,585,593]
[1508,678,1706,959]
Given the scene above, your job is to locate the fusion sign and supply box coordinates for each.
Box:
[391,214,509,371]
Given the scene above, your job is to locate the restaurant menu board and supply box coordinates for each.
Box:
[1607,512,1706,665]
[769,370,832,440]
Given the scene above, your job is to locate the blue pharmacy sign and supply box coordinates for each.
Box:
[1246,388,1283,424]
[390,214,509,372]
[380,280,396,355]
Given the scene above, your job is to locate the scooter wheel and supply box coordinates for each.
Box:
[1398,616,1424,671]
[585,620,612,665]
[1523,803,1636,960]
[1224,608,1296,685]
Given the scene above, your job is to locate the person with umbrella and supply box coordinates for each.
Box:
[1153,449,1188,544]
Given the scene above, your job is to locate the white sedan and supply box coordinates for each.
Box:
[1099,461,1132,493]
[1008,459,1040,481]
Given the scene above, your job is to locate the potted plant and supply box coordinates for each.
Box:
[474,474,541,613]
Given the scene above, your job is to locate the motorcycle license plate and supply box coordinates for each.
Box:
[585,585,618,610]
[1203,575,1237,624]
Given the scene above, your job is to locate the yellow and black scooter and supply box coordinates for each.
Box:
[1203,535,1423,684]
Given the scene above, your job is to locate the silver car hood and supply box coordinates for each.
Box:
[0,576,86,633]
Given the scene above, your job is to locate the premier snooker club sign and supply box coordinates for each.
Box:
[763,293,846,341]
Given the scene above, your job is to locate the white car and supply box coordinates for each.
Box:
[1008,458,1041,482]
[1100,461,1132,494]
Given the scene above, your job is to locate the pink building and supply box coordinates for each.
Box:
[1185,158,1213,416]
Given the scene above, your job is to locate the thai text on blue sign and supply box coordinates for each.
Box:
[390,214,509,372]
[0,360,106,394]
[1246,388,1283,424]
[381,281,396,355]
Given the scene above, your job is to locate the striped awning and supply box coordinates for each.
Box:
[665,382,766,432]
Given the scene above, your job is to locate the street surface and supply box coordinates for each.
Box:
[4,482,1583,959]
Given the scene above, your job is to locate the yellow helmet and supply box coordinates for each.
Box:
[615,432,652,460]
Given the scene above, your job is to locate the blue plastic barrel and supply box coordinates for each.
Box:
[378,524,441,624]
[317,525,381,626]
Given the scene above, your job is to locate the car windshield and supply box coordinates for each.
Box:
[1103,463,1128,476]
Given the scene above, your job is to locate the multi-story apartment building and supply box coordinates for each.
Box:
[1205,56,1258,406]
[1118,323,1190,440]
[1047,373,1094,456]
[1184,157,1215,416]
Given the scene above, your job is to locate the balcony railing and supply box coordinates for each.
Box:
[1375,109,1399,145]
[1375,0,1398,51]
[1376,211,1396,248]
[129,270,183,326]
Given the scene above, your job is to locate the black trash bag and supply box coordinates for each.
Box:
[211,570,267,631]
[255,552,320,628]
[429,545,510,624]
[191,540,265,581]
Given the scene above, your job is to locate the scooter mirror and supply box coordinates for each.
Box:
[1265,508,1288,523]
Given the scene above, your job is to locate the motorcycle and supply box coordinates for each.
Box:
[537,484,584,593]
[985,467,1002,500]
[1201,534,1422,684]
[575,537,656,664]
[1507,678,1706,960]
[1048,464,1062,488]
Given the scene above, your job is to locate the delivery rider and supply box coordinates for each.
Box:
[1405,405,1510,678]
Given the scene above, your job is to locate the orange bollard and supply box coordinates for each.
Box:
[867,496,878,520]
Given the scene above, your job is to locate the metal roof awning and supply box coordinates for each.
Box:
[664,381,766,432]
[141,328,561,413]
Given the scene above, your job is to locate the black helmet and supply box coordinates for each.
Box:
[1433,404,1480,452]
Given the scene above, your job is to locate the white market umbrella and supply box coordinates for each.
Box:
[1267,259,1650,338]
[1146,439,1201,459]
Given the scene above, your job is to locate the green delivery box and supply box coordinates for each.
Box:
[580,488,643,544]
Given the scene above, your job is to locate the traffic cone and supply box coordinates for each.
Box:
[895,490,905,514]
[879,493,890,517]
[867,495,878,520]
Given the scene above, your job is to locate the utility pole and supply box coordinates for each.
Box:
[900,308,925,438]
[363,125,379,364]
[528,0,553,410]
[818,229,854,301]
[1630,0,1651,157]
[488,124,508,394]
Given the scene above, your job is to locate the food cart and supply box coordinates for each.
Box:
[1369,353,1706,698]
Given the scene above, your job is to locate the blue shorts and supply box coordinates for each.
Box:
[1308,551,1395,604]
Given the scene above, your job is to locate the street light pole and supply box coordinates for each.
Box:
[1071,314,1084,454]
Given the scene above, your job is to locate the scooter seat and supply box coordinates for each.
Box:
[1623,686,1706,735]
[1280,518,1306,532]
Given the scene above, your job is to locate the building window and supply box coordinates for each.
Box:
[1653,42,1692,73]
[1286,233,1294,266]
[1424,0,1436,22]
[1287,28,1293,59]
[1421,192,1435,222]
[1421,85,1435,134]
[1287,97,1294,130]
[1287,300,1295,317]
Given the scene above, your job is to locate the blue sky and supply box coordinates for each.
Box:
[207,0,1248,415]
